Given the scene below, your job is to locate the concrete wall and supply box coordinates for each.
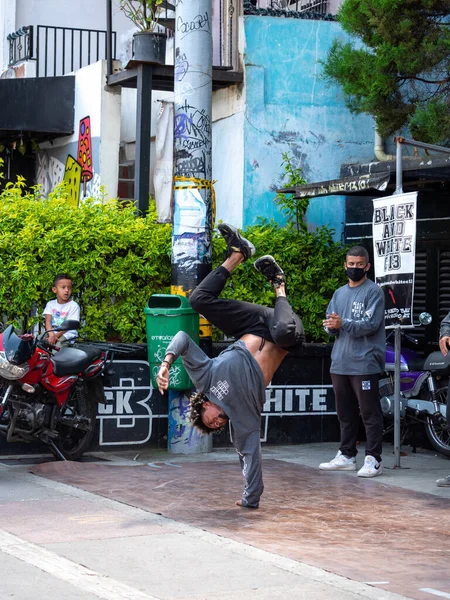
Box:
[15,0,128,30]
[37,60,121,203]
[242,16,376,238]
[212,84,245,227]
[0,0,15,74]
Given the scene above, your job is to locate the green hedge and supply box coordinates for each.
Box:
[0,179,172,341]
[212,221,347,342]
[0,178,347,342]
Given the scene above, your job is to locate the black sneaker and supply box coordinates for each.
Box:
[218,223,255,261]
[254,255,286,288]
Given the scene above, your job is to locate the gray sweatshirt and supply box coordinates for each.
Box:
[326,279,385,375]
[165,331,265,508]
[440,311,450,339]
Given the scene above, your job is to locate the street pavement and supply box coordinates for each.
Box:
[0,442,449,600]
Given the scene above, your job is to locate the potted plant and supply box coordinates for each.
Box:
[119,0,166,64]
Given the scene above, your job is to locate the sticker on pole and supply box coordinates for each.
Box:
[372,192,417,327]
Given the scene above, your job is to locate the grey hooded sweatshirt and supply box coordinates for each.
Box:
[325,278,385,375]
[165,331,266,508]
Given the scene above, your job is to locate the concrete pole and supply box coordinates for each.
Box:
[168,0,213,454]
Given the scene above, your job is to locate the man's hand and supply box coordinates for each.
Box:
[156,364,170,394]
[323,311,343,330]
[439,336,450,357]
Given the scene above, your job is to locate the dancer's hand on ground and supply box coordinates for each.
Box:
[439,335,450,356]
[156,365,169,394]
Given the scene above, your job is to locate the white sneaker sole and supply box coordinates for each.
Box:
[357,467,383,478]
[319,464,357,471]
[436,479,450,487]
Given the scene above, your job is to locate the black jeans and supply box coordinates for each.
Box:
[189,266,305,350]
[331,373,384,462]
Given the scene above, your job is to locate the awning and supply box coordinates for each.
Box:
[0,76,75,145]
[278,154,450,199]
[278,172,390,199]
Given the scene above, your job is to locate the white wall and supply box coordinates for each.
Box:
[38,60,121,201]
[212,85,245,228]
[0,0,17,74]
[327,0,342,14]
[15,0,132,35]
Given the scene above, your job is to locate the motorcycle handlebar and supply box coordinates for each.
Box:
[38,339,59,353]
[386,330,419,344]
[403,332,419,344]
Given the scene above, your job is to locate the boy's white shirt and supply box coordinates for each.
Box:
[42,299,80,340]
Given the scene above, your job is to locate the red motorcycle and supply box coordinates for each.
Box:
[0,320,111,460]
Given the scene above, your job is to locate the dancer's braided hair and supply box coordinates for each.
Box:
[188,391,228,434]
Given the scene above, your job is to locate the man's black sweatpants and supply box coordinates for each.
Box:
[189,266,305,351]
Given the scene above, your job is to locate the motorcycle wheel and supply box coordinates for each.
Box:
[424,382,450,457]
[51,381,97,461]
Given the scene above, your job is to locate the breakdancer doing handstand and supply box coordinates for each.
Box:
[156,224,305,508]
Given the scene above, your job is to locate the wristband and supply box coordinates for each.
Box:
[161,360,171,368]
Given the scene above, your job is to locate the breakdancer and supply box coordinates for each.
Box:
[156,224,305,508]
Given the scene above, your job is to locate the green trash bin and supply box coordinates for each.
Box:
[144,294,199,390]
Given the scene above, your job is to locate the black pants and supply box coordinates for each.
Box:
[331,373,384,462]
[189,266,305,350]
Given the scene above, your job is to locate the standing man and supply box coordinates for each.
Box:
[156,224,305,508]
[436,313,450,488]
[319,246,385,477]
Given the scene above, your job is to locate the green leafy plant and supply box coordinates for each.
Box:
[0,178,171,341]
[0,172,346,343]
[119,0,164,32]
[213,220,347,342]
[322,0,450,144]
[275,152,309,233]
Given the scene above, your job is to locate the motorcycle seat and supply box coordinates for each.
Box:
[51,346,102,376]
[405,355,425,372]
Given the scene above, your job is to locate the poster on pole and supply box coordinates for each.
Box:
[372,191,417,327]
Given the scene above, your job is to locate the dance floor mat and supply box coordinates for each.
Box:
[31,459,450,599]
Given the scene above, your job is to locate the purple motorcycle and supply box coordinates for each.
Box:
[379,325,450,456]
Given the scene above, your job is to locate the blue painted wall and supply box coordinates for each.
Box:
[243,16,376,240]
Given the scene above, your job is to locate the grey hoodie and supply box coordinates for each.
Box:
[440,311,450,339]
[325,278,385,375]
[165,331,265,508]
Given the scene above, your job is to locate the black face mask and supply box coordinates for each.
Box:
[346,267,367,282]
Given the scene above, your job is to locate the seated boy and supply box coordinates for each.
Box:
[43,273,80,346]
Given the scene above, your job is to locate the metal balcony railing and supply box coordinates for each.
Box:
[244,0,331,17]
[7,1,239,78]
[8,24,118,77]
[36,26,118,77]
[8,26,33,66]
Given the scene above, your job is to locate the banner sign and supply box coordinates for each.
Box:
[372,192,417,326]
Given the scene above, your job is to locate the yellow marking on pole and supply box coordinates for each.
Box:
[171,178,215,337]
[171,285,190,297]
[199,316,212,338]
[170,288,211,338]
[173,176,216,226]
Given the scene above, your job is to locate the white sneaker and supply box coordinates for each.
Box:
[319,450,357,471]
[436,475,450,487]
[357,455,383,478]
